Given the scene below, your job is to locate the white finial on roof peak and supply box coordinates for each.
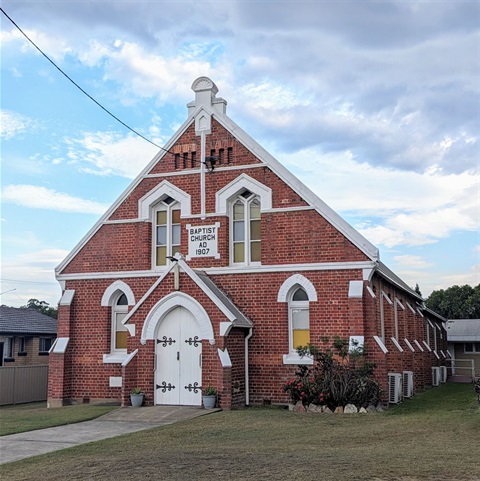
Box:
[191,76,219,95]
[188,76,227,116]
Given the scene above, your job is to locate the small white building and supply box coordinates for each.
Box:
[446,319,480,381]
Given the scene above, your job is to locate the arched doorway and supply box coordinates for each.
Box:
[155,306,202,405]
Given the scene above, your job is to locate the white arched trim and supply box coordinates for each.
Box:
[101,280,135,306]
[216,173,272,215]
[138,180,191,219]
[277,274,317,302]
[141,292,214,344]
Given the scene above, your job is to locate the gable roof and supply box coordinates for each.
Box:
[56,77,378,275]
[446,319,480,342]
[194,271,252,328]
[121,256,252,330]
[376,261,423,301]
[0,306,57,335]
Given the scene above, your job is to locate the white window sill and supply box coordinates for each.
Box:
[103,353,128,364]
[282,353,314,365]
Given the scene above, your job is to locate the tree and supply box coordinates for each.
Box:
[21,298,58,319]
[414,283,422,296]
[425,284,480,319]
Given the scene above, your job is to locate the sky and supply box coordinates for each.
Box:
[1,0,479,308]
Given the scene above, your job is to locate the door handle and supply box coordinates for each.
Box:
[177,351,180,361]
[199,353,202,367]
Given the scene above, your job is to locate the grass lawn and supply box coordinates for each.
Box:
[1,384,479,481]
[0,402,118,436]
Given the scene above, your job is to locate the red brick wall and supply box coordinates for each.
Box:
[51,113,442,408]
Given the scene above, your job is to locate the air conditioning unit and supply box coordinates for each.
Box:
[388,373,403,404]
[432,366,440,386]
[440,365,447,383]
[403,371,414,398]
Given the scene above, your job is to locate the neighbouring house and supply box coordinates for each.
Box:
[446,319,480,381]
[0,306,57,367]
[49,77,447,409]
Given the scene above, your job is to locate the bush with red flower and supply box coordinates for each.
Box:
[283,336,381,410]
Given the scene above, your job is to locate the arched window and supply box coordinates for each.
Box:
[154,196,181,267]
[289,287,310,352]
[231,191,261,264]
[112,293,128,353]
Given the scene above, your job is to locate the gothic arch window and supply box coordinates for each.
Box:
[289,287,310,352]
[154,196,181,267]
[112,292,128,353]
[231,191,261,264]
[278,275,316,365]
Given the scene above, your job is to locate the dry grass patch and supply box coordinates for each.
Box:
[1,384,479,481]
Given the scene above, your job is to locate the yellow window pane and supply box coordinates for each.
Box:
[250,201,260,219]
[172,245,181,255]
[156,210,167,225]
[233,202,244,220]
[250,241,261,262]
[234,242,245,262]
[250,219,261,240]
[116,331,128,349]
[156,246,167,266]
[172,209,181,224]
[293,329,310,349]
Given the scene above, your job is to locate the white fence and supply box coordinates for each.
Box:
[0,365,49,405]
[446,359,476,382]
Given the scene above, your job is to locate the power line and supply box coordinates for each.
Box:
[0,7,176,157]
[0,278,58,285]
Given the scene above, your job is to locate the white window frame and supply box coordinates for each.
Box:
[230,192,261,266]
[153,198,181,269]
[5,337,14,358]
[289,291,310,354]
[102,282,135,364]
[111,292,129,355]
[283,286,313,365]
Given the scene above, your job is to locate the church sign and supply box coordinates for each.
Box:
[186,223,220,259]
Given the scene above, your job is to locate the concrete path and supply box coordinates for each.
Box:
[0,406,221,464]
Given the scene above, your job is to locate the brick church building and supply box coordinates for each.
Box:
[48,77,447,409]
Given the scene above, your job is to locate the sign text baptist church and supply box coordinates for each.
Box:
[186,223,220,260]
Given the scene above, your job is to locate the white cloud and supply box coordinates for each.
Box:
[280,148,478,248]
[1,185,109,214]
[65,131,159,178]
[0,110,33,139]
[393,255,432,269]
[0,248,67,308]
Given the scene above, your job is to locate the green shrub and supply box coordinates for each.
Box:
[283,337,381,409]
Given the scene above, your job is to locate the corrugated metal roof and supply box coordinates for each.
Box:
[376,261,423,300]
[0,306,57,335]
[194,271,253,329]
[446,319,480,342]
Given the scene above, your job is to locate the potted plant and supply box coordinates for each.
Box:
[202,386,217,409]
[130,387,144,407]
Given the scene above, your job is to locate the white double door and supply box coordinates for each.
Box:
[155,307,202,406]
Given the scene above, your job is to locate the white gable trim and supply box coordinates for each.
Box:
[215,173,272,215]
[277,274,318,302]
[141,291,214,344]
[56,79,379,276]
[138,180,191,219]
[177,259,237,322]
[212,111,379,260]
[101,280,135,306]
